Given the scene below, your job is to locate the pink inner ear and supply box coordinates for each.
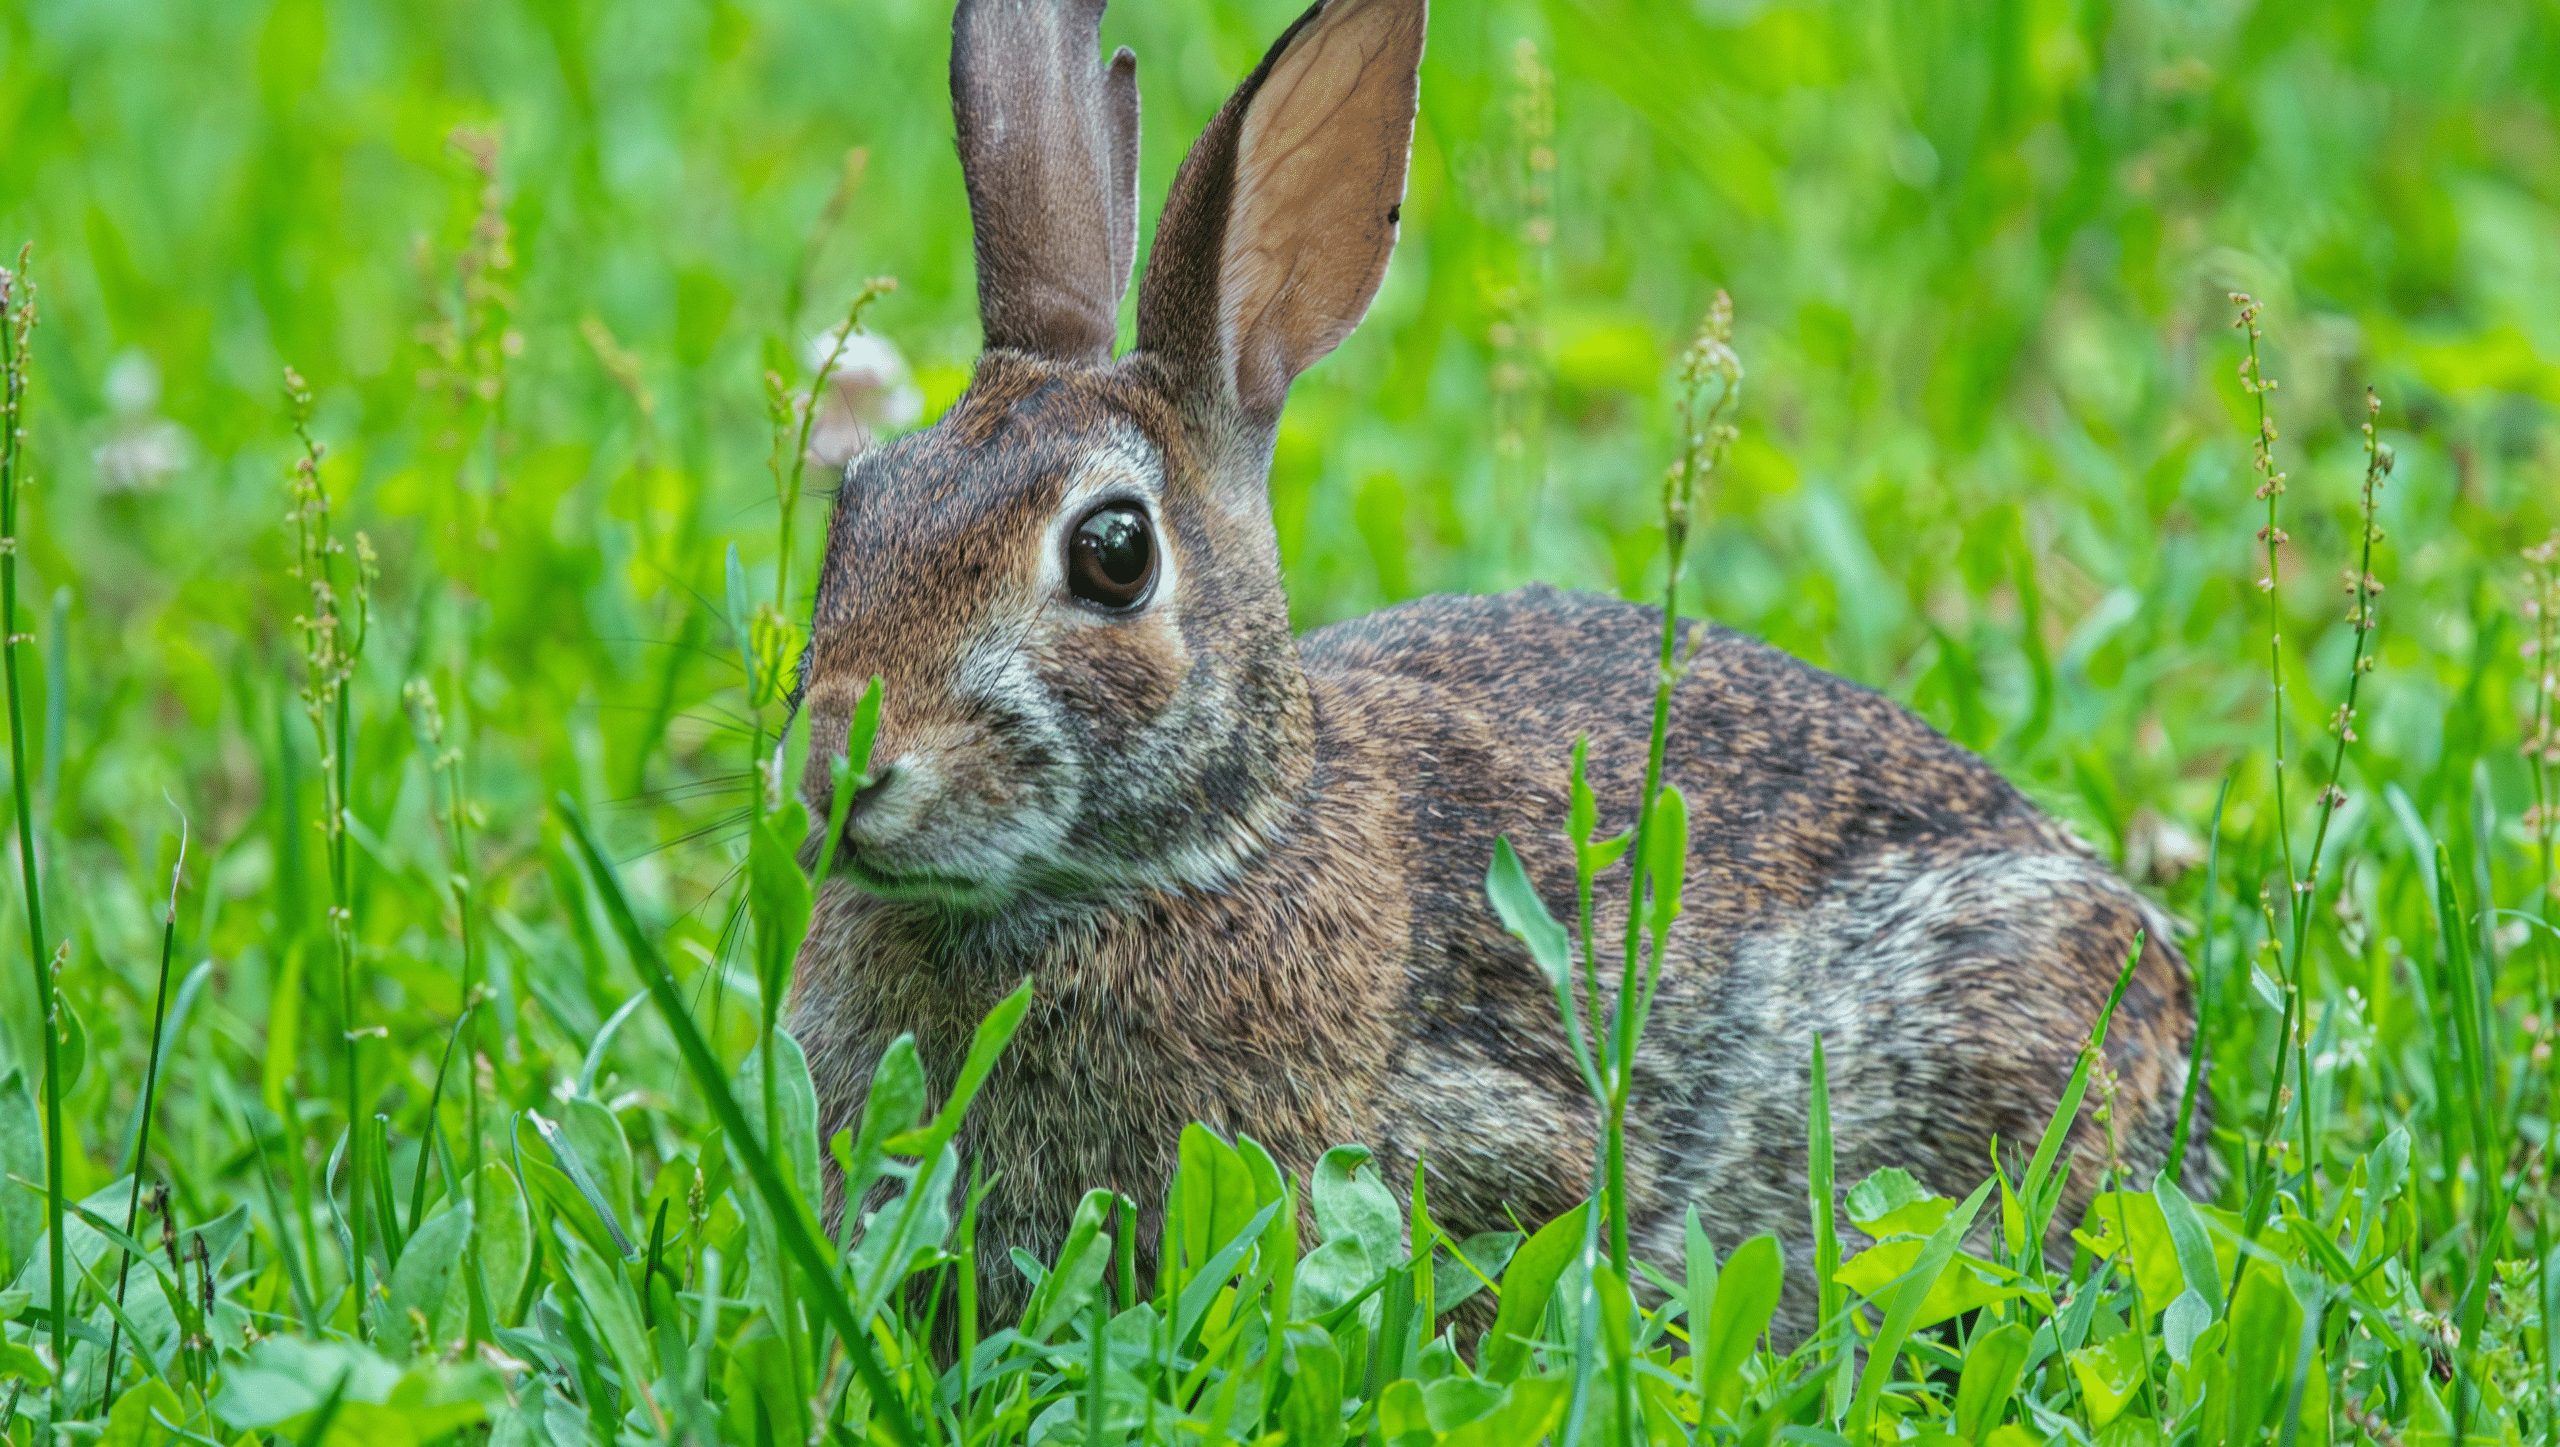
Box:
[1215,0,1426,419]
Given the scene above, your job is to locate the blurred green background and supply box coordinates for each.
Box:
[0,0,2556,1186]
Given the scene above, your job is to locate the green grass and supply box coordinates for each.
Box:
[2,0,2559,1441]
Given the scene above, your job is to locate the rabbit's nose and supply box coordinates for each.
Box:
[847,763,900,819]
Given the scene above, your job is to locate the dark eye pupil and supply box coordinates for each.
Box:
[1069,505,1154,606]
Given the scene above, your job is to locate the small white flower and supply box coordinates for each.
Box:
[91,349,193,492]
[804,328,923,471]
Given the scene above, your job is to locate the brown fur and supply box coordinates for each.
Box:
[786,0,2203,1337]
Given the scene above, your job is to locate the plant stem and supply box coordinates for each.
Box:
[1602,295,1740,1279]
[2168,778,2231,1183]
[775,279,896,618]
[1,248,67,1407]
[100,814,185,1413]
[285,369,375,1334]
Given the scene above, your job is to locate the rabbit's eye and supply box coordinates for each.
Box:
[1068,504,1156,608]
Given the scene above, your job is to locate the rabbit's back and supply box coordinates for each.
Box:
[1302,585,2200,1313]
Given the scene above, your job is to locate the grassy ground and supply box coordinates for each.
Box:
[1,0,2558,1441]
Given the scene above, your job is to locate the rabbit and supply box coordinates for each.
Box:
[786,0,2205,1336]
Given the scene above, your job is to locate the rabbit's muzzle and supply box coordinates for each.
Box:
[807,667,1084,911]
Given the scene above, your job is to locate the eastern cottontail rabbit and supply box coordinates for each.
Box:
[788,0,2203,1332]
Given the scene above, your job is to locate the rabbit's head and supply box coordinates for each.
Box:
[798,0,1426,912]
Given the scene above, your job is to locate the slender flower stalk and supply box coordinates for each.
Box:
[2524,530,2558,972]
[406,674,490,1330]
[771,278,896,622]
[2229,294,2308,1226]
[2235,295,2299,901]
[1608,293,1741,1274]
[2228,294,2393,1247]
[2278,389,2393,1187]
[284,367,378,1330]
[1,245,67,1404]
[1597,296,1741,1447]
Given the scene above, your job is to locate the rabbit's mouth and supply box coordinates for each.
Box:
[836,850,1002,908]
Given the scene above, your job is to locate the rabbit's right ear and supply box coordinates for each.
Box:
[953,0,1141,365]
[1135,0,1426,428]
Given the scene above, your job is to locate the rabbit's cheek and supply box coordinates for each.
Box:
[1042,616,1188,744]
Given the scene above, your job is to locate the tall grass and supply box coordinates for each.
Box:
[0,0,2557,1442]
[0,247,66,1421]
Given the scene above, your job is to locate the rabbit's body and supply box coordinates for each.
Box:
[787,0,2201,1333]
[792,577,2197,1330]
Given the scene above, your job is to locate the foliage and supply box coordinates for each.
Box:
[0,0,2557,1442]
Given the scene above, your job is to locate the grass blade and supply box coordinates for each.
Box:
[557,794,922,1447]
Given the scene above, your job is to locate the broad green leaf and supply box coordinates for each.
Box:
[1435,1230,1521,1314]
[384,1200,471,1354]
[1422,1376,1506,1432]
[0,1071,39,1277]
[558,1222,655,1401]
[2067,1328,2148,1430]
[1441,1378,1568,1447]
[211,1337,404,1430]
[1025,1187,1115,1342]
[1175,1198,1281,1346]
[722,1324,803,1447]
[2360,1127,2411,1213]
[847,1143,960,1321]
[1700,1232,1785,1416]
[1378,1377,1432,1447]
[1953,1319,2030,1442]
[1849,1177,1995,1440]
[1482,1201,1588,1383]
[1485,837,1570,986]
[0,1337,51,1388]
[2151,1169,2225,1315]
[1843,1166,1926,1225]
[101,1379,187,1447]
[1176,1123,1260,1281]
[1294,1237,1374,1320]
[465,1164,531,1323]
[2071,1191,2181,1310]
[748,798,813,1011]
[1312,1144,1403,1273]
[2227,1261,2302,1444]
[733,1027,821,1204]
[1278,1325,1346,1447]
[834,1035,926,1208]
[1240,1134,1298,1320]
[516,1112,627,1260]
[2162,1288,2211,1367]
[1643,782,1689,933]
[1835,1240,2021,1328]
[559,1096,636,1234]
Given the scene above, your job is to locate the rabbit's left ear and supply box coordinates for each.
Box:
[952,0,1141,364]
[1136,0,1427,426]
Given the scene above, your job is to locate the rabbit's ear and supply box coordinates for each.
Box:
[1136,0,1425,424]
[952,0,1142,364]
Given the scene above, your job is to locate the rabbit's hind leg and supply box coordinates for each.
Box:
[1632,848,2200,1337]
